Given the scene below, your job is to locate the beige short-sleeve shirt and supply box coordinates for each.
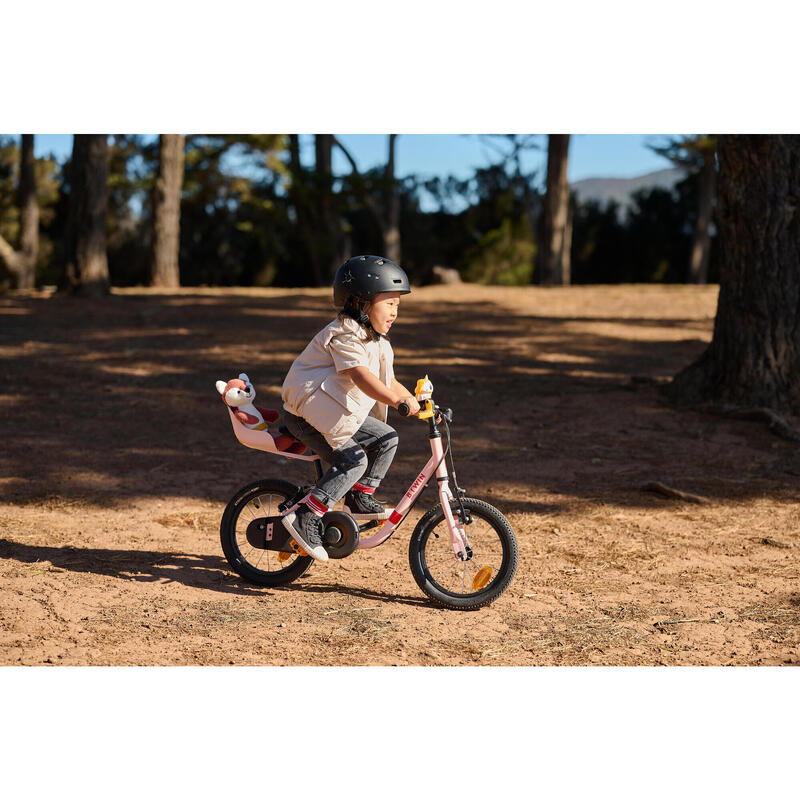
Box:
[282,316,395,449]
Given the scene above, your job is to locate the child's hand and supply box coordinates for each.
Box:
[398,396,421,416]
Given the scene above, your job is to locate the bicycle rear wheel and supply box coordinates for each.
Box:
[220,478,312,587]
[408,497,518,610]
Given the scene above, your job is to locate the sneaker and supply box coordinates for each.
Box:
[280,505,328,561]
[343,490,392,521]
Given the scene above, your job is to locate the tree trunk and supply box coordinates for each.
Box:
[315,133,332,175]
[667,135,800,413]
[288,134,321,286]
[541,134,571,285]
[383,134,401,264]
[148,134,185,288]
[0,134,39,290]
[688,151,716,284]
[562,193,574,285]
[66,134,110,296]
[314,134,343,283]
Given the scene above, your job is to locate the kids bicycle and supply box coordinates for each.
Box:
[218,377,518,610]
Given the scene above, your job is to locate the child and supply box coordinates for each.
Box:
[280,255,421,561]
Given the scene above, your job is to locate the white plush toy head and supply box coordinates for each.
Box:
[216,373,256,407]
[415,375,434,400]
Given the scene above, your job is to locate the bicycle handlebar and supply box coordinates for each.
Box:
[397,402,453,424]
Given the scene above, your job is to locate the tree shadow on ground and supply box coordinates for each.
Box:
[0,539,265,597]
[2,288,795,511]
[0,538,432,607]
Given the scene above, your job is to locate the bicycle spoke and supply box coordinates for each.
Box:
[220,482,317,589]
[421,512,506,597]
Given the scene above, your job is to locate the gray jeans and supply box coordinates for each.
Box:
[282,411,399,508]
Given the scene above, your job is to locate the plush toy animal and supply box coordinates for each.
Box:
[216,373,273,429]
[216,373,306,454]
[415,375,434,402]
[415,375,435,420]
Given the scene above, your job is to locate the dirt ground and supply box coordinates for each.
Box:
[1,283,799,666]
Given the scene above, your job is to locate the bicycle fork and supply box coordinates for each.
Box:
[431,436,472,561]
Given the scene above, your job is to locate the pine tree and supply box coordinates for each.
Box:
[667,135,800,413]
[65,134,110,296]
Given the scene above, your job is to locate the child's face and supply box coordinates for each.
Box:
[366,292,402,335]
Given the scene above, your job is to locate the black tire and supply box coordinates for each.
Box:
[220,478,313,587]
[408,497,518,610]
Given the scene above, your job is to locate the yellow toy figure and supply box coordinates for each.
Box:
[415,375,435,419]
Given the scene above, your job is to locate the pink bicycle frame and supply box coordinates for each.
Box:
[358,434,470,559]
[226,403,470,558]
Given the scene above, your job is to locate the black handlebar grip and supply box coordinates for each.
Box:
[398,402,410,417]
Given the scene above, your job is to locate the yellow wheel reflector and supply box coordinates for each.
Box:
[472,566,493,591]
[277,550,292,563]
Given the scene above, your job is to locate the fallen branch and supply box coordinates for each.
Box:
[751,536,792,549]
[654,618,702,626]
[640,481,710,504]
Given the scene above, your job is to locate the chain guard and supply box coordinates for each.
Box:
[245,515,294,552]
[245,510,360,559]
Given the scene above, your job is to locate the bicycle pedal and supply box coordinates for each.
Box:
[289,540,308,557]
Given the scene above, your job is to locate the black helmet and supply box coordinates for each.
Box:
[333,255,411,310]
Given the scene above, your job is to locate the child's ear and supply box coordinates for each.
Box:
[216,381,227,395]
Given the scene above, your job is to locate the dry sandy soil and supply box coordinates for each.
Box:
[1,284,799,666]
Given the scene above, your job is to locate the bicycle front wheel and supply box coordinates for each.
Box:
[220,478,313,587]
[408,497,518,610]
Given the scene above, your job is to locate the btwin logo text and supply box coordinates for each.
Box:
[405,473,427,499]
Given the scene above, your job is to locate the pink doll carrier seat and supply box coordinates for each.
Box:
[226,407,321,463]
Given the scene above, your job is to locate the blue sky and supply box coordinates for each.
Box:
[27,133,675,183]
[329,134,675,183]
[19,133,678,214]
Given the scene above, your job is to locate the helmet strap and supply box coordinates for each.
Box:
[343,296,381,341]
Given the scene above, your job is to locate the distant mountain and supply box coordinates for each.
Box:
[571,167,687,209]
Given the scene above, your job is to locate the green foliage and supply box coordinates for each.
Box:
[0,133,717,289]
[0,135,62,286]
[178,135,293,287]
[0,137,18,245]
[649,135,717,170]
[105,134,153,286]
[570,171,717,284]
[464,217,536,285]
